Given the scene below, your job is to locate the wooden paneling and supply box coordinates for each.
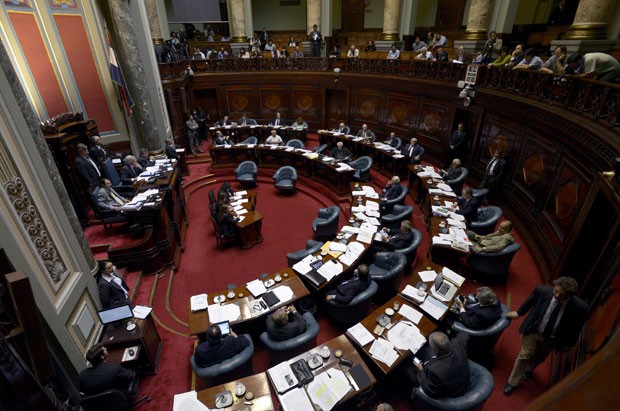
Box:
[386,96,418,132]
[291,87,320,118]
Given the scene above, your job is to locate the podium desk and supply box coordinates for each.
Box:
[101,315,162,375]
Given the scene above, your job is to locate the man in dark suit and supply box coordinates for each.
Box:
[98,261,131,308]
[165,138,179,160]
[270,112,285,126]
[215,115,231,127]
[79,343,137,397]
[137,148,155,168]
[265,305,307,341]
[331,122,350,134]
[194,324,250,367]
[356,124,376,143]
[481,149,506,192]
[75,143,102,191]
[434,46,449,62]
[329,141,352,161]
[119,155,143,184]
[455,286,502,330]
[409,331,470,398]
[325,264,371,304]
[384,132,400,148]
[441,158,463,181]
[381,176,403,201]
[455,187,479,225]
[447,123,468,166]
[404,138,425,164]
[503,276,588,395]
[309,24,322,57]
[375,220,414,253]
[89,135,120,165]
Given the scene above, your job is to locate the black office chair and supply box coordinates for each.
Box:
[101,158,134,197]
[80,382,151,411]
[286,139,305,149]
[446,167,468,196]
[272,166,298,194]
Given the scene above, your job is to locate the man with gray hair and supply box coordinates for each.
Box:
[409,331,470,398]
[455,286,502,329]
[503,277,588,395]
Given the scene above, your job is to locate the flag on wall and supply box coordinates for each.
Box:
[107,31,133,116]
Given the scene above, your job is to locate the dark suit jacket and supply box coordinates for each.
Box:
[137,156,155,168]
[404,143,425,164]
[216,119,231,127]
[119,164,141,184]
[330,147,352,161]
[435,51,449,62]
[449,130,468,151]
[388,229,413,250]
[443,166,463,181]
[383,184,403,200]
[485,157,506,179]
[271,117,285,126]
[75,155,101,189]
[332,126,350,134]
[266,312,307,341]
[333,277,370,304]
[89,145,117,164]
[194,335,250,367]
[418,332,470,398]
[165,145,179,159]
[460,303,502,330]
[456,196,479,223]
[517,285,588,351]
[79,362,136,396]
[216,212,238,239]
[98,275,130,308]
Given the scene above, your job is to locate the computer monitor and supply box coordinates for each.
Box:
[434,273,444,291]
[97,304,134,325]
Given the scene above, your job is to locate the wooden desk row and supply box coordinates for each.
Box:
[209,124,307,143]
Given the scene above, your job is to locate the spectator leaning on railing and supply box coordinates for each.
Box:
[566,53,620,83]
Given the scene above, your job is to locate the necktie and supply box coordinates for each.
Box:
[109,189,125,206]
[486,158,497,174]
[542,300,561,337]
[409,146,414,157]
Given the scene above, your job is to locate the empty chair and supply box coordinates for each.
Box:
[190,334,254,388]
[312,205,341,240]
[349,156,373,181]
[325,281,378,326]
[413,360,494,411]
[235,160,258,188]
[381,204,413,231]
[259,312,320,364]
[452,304,511,368]
[239,136,258,145]
[392,137,402,150]
[287,239,324,267]
[471,187,489,203]
[272,166,298,194]
[446,167,468,196]
[313,144,328,154]
[368,252,407,303]
[90,186,127,235]
[469,206,503,236]
[286,139,305,149]
[383,184,408,214]
[394,228,423,266]
[467,242,521,279]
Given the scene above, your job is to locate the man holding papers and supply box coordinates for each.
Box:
[408,331,470,399]
[194,324,250,367]
[467,220,514,253]
[325,265,371,304]
[330,141,352,162]
[266,305,307,341]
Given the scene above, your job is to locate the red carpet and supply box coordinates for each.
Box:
[86,136,550,410]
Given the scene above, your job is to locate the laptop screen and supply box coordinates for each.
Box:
[214,320,231,335]
[97,304,133,325]
[434,273,444,291]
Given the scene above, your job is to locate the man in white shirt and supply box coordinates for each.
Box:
[265,129,284,145]
[347,45,359,58]
[387,45,400,60]
[566,52,620,82]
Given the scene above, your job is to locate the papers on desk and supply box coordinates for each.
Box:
[237,190,248,195]
[387,322,426,353]
[449,211,465,221]
[369,338,399,367]
[447,218,466,228]
[317,259,343,282]
[432,236,453,246]
[418,270,437,282]
[398,303,423,324]
[431,206,451,217]
[190,294,209,312]
[419,295,448,320]
[347,323,375,346]
[336,163,354,172]
[442,266,465,287]
[306,369,351,411]
[292,254,315,275]
[233,205,244,212]
[329,242,348,253]
[338,241,365,266]
[272,285,294,303]
[401,284,426,303]
[173,391,211,411]
[303,152,319,159]
[268,361,298,394]
[449,227,469,242]
[280,388,313,411]
[236,215,245,223]
[207,303,240,323]
[235,208,248,215]
[322,156,335,162]
[132,305,152,319]
[246,279,267,297]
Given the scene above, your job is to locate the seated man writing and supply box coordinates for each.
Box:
[330,141,352,161]
[408,331,470,399]
[373,220,414,255]
[265,305,307,341]
[467,220,514,253]
[455,286,502,329]
[325,264,371,304]
[79,343,137,398]
[194,324,250,367]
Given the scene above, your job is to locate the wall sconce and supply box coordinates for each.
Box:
[333,67,340,83]
[457,80,475,107]
[187,65,194,76]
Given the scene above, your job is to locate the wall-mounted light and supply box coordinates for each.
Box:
[457,80,475,107]
[333,67,340,83]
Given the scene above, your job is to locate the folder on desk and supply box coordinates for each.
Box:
[262,291,281,308]
[349,364,371,391]
[302,270,327,287]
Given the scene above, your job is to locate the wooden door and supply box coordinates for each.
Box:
[435,0,467,31]
[342,0,365,32]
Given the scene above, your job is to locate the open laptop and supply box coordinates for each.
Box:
[430,273,458,301]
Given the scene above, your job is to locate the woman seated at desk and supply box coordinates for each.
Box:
[215,204,239,240]
[292,117,308,130]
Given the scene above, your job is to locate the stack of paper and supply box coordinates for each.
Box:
[280,388,313,411]
[306,369,351,411]
[207,303,240,323]
[420,295,448,320]
[442,266,465,287]
[268,361,298,394]
[387,322,426,353]
[132,305,153,319]
[418,270,437,282]
[401,284,426,303]
[272,285,294,303]
[369,338,399,367]
[246,279,267,297]
[317,260,343,281]
[346,323,375,346]
[292,254,314,275]
[173,391,210,411]
[398,303,423,324]
[190,294,209,312]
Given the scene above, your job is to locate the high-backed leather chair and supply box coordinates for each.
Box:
[471,187,489,204]
[452,304,511,367]
[190,334,254,388]
[467,242,521,279]
[272,166,297,193]
[259,312,320,364]
[395,228,423,266]
[313,144,328,154]
[286,239,324,267]
[382,185,408,214]
[413,360,494,411]
[240,136,258,145]
[392,137,402,150]
[90,186,127,235]
[312,206,340,240]
[80,377,150,411]
[285,139,305,149]
[368,252,407,303]
[325,281,378,327]
[235,161,258,187]
[381,204,413,231]
[101,158,134,196]
[349,156,373,181]
[446,167,468,196]
[469,206,503,235]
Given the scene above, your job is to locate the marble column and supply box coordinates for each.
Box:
[563,0,615,40]
[229,0,248,43]
[381,0,401,41]
[145,0,163,44]
[463,0,495,40]
[108,0,161,150]
[306,0,322,34]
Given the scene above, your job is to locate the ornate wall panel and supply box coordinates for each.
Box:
[514,134,555,203]
[290,87,320,118]
[386,95,417,133]
[476,113,521,179]
[259,87,287,116]
[224,86,256,117]
[351,90,381,126]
